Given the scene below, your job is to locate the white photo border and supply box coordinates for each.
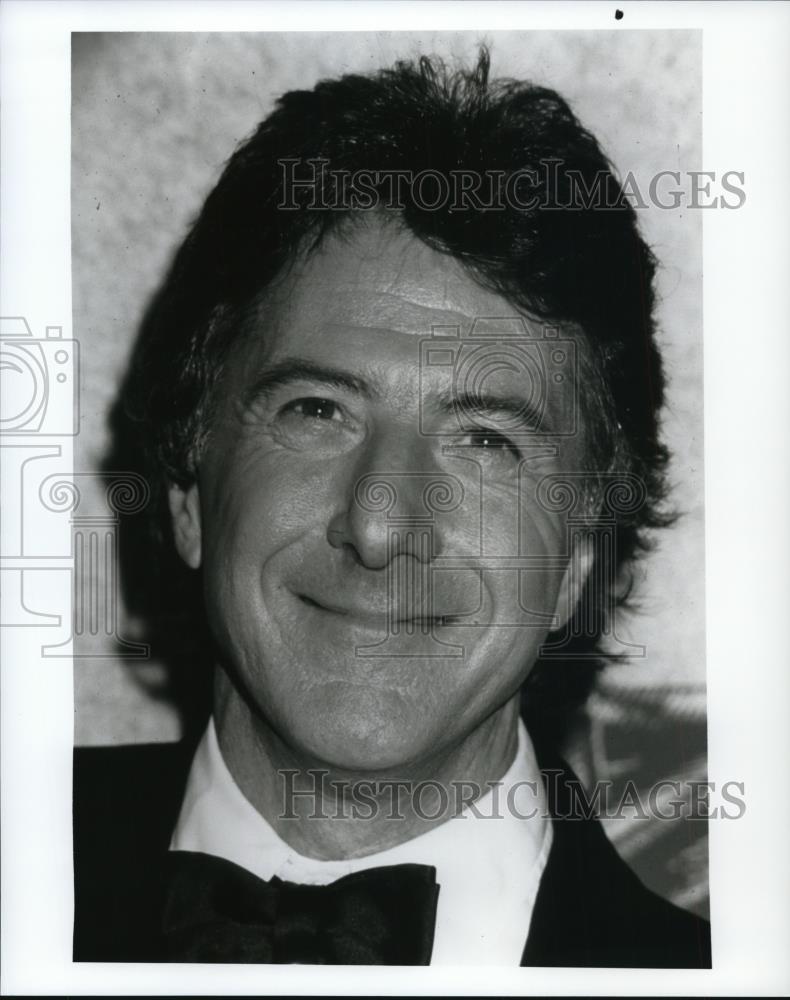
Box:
[1,1,789,995]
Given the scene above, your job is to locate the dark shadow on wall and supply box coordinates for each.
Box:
[101,289,214,746]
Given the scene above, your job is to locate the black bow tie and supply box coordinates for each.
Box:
[161,850,440,965]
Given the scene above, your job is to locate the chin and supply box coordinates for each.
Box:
[284,682,436,775]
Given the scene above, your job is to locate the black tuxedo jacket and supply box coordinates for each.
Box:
[73,736,711,968]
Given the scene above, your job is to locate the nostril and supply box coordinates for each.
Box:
[326,530,368,567]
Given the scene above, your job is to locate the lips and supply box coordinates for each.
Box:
[297,593,453,626]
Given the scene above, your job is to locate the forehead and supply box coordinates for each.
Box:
[218,218,589,457]
[225,219,588,448]
[246,218,533,353]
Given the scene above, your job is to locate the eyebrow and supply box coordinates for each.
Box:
[241,358,548,431]
[242,358,376,408]
[435,388,547,433]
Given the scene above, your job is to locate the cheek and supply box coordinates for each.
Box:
[444,456,570,556]
[476,476,569,582]
[196,454,336,651]
[430,463,570,635]
[200,450,336,564]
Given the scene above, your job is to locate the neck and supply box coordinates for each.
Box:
[213,672,522,861]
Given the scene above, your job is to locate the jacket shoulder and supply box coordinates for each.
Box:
[526,813,711,968]
[73,741,194,961]
[525,738,711,969]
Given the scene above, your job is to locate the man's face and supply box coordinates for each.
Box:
[171,220,589,772]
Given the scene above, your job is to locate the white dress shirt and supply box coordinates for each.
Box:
[170,717,552,965]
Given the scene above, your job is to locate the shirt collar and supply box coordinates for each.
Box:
[170,716,552,964]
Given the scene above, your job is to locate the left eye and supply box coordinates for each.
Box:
[281,397,342,421]
[464,428,521,459]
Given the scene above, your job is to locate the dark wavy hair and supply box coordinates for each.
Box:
[113,48,671,743]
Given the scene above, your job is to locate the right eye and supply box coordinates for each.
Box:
[272,396,360,454]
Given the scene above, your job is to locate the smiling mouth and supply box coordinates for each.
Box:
[298,594,456,626]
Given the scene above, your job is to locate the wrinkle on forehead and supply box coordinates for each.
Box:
[255,218,540,342]
[214,215,596,475]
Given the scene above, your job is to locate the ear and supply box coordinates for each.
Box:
[552,533,595,631]
[168,482,202,570]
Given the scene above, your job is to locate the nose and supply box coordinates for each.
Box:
[326,429,451,569]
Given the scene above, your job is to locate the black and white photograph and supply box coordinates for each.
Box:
[2,2,789,995]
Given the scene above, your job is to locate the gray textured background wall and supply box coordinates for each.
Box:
[71,30,706,915]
